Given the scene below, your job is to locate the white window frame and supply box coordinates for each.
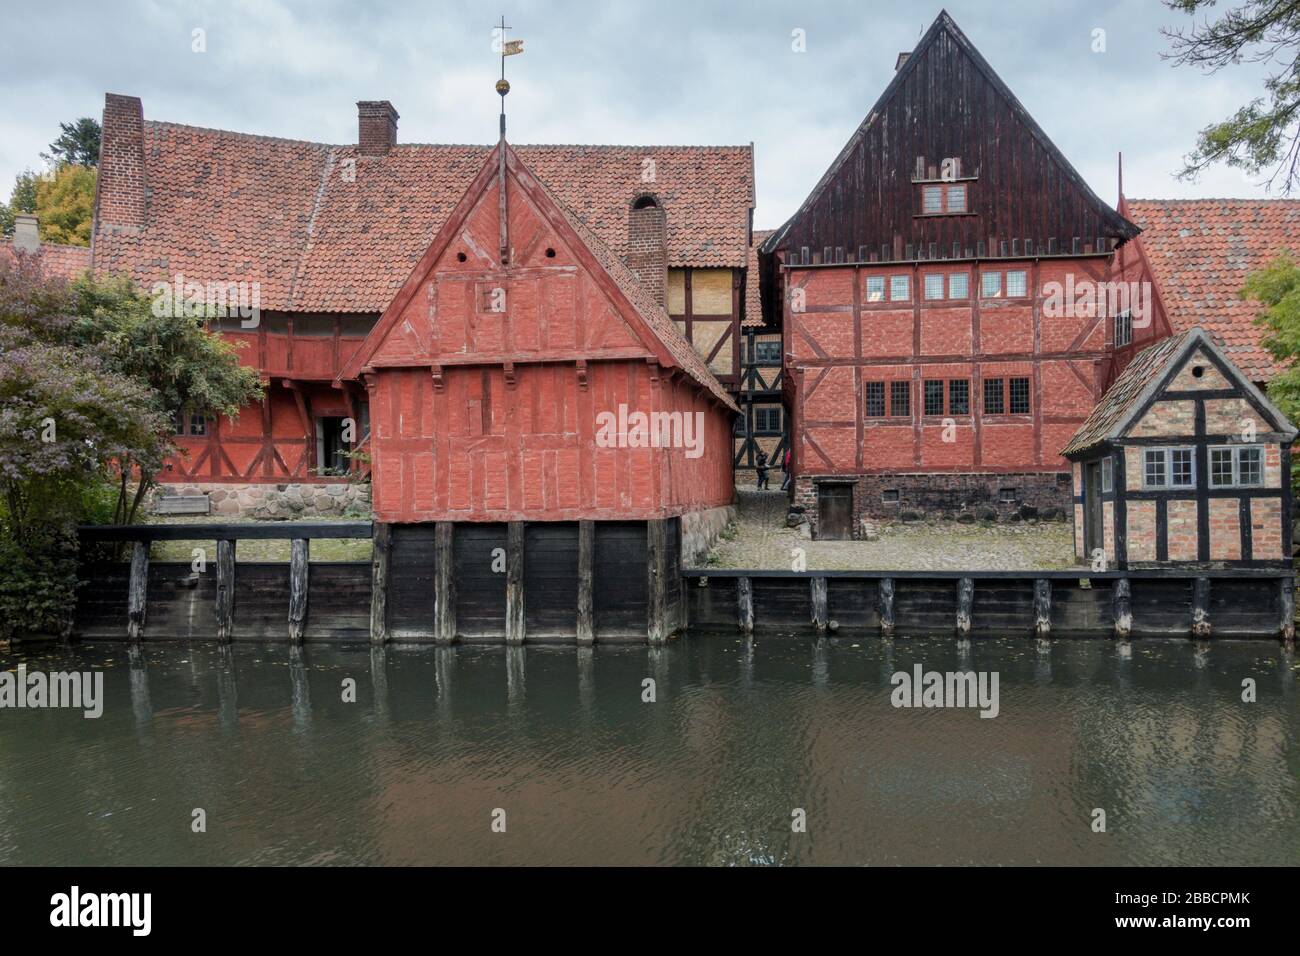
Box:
[948,273,969,299]
[1208,444,1264,488]
[1101,456,1113,493]
[1115,309,1132,348]
[981,271,1002,299]
[865,275,885,302]
[890,275,910,301]
[1006,270,1028,297]
[924,273,945,300]
[1142,446,1196,489]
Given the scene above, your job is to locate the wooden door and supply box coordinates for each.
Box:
[818,484,853,540]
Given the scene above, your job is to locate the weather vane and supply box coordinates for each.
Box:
[495,15,524,139]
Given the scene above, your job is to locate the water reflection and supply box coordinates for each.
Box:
[0,635,1294,866]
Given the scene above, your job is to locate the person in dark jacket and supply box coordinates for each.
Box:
[755,450,770,490]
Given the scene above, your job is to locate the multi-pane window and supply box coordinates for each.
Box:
[754,407,783,433]
[1009,377,1030,414]
[924,380,945,416]
[175,411,206,436]
[948,273,969,299]
[1006,270,1028,297]
[922,185,944,213]
[890,275,910,301]
[1210,445,1264,487]
[754,340,781,363]
[865,381,886,417]
[981,271,1002,298]
[891,380,911,418]
[924,273,945,300]
[865,276,885,302]
[1101,456,1113,493]
[1115,310,1132,348]
[983,377,1005,414]
[1144,447,1195,489]
[946,184,967,213]
[920,183,967,214]
[949,380,970,415]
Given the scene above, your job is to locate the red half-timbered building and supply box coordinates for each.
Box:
[761,11,1141,537]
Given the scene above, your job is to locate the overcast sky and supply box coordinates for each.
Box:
[0,0,1284,229]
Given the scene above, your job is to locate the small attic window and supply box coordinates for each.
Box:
[632,195,659,210]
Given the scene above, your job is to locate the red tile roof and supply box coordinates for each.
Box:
[1126,199,1300,380]
[0,240,91,279]
[92,118,755,314]
[743,230,773,327]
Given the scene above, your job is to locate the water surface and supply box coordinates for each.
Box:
[0,635,1296,865]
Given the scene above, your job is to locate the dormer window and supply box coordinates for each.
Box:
[919,182,968,215]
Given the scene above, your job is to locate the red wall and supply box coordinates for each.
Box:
[786,257,1115,477]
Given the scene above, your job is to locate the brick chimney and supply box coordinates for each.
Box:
[627,195,668,307]
[12,214,39,252]
[97,93,148,228]
[357,101,399,156]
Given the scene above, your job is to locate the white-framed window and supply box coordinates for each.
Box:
[922,185,944,214]
[946,184,967,213]
[890,275,910,301]
[948,273,969,298]
[1101,456,1113,493]
[1006,270,1028,297]
[981,271,1002,298]
[1143,446,1195,489]
[924,273,945,300]
[1209,445,1264,488]
[865,275,885,302]
[1115,310,1132,348]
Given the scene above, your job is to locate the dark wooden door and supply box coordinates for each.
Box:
[818,484,853,540]
[1084,462,1103,561]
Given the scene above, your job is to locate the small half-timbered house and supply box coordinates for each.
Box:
[1061,327,1296,569]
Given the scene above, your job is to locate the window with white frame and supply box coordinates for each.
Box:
[865,275,885,302]
[1115,310,1132,348]
[1209,445,1264,487]
[1143,446,1195,489]
[924,274,945,300]
[922,185,944,214]
[946,184,967,213]
[948,273,969,298]
[1101,456,1113,493]
[981,271,1002,298]
[890,275,910,301]
[1006,270,1028,297]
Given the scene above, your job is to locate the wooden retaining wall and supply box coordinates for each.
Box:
[685,569,1296,640]
[73,518,686,645]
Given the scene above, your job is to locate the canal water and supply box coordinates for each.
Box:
[0,636,1296,866]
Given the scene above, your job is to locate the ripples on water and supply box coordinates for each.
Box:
[0,635,1295,866]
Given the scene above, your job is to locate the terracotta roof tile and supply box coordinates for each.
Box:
[0,240,92,279]
[93,119,754,314]
[743,229,773,327]
[1127,199,1300,380]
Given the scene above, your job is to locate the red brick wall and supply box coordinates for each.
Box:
[97,94,147,227]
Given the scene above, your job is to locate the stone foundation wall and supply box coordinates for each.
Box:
[151,482,372,519]
[679,504,737,568]
[793,472,1072,538]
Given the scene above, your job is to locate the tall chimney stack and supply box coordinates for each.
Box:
[357,101,399,156]
[12,214,39,252]
[98,93,148,227]
[627,195,668,307]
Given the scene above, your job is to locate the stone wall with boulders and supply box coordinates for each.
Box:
[680,504,737,568]
[151,482,372,520]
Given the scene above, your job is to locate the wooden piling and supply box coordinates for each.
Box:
[1113,577,1132,640]
[1033,578,1051,637]
[737,576,754,633]
[646,518,669,645]
[956,577,974,636]
[810,577,828,630]
[434,521,456,644]
[126,540,148,642]
[1191,577,1211,639]
[505,521,526,645]
[576,520,595,645]
[1280,577,1295,643]
[215,538,235,643]
[879,577,895,636]
[288,538,308,644]
[369,522,390,644]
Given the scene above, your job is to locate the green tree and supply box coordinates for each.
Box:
[1165,1,1300,192]
[1243,253,1300,480]
[41,117,101,168]
[34,164,97,246]
[0,169,39,238]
